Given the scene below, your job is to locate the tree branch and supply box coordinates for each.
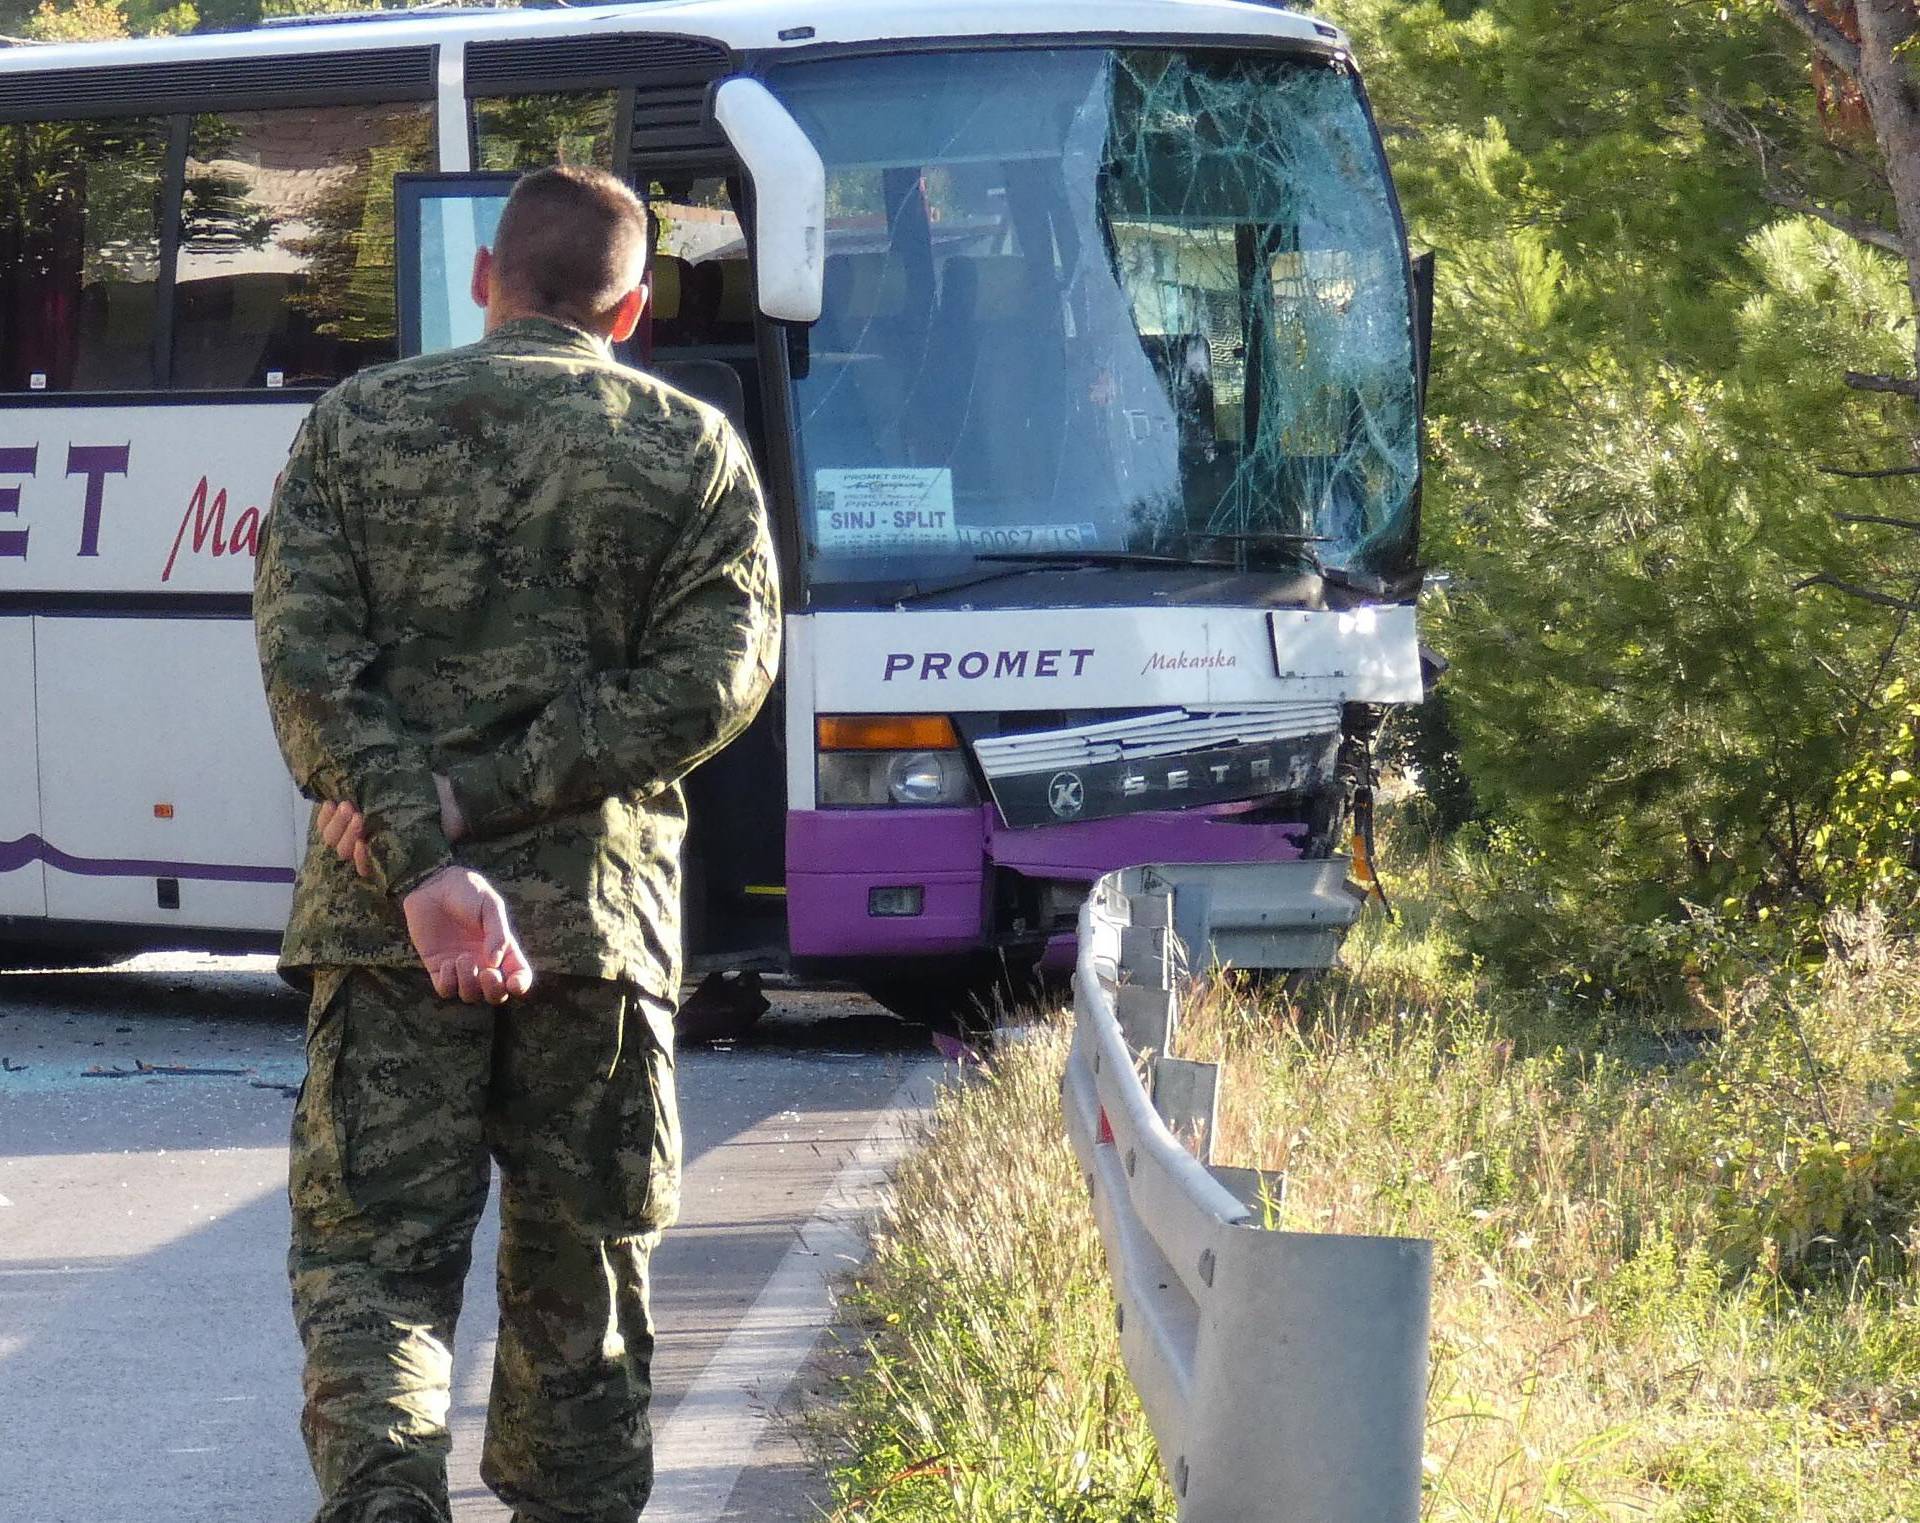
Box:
[1773,0,1865,76]
[1762,185,1906,252]
[1821,466,1920,479]
[1845,370,1920,397]
[1838,509,1920,527]
[1794,571,1920,608]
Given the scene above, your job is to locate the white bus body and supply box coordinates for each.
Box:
[0,0,1423,971]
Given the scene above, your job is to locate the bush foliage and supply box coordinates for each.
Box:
[1325,0,1920,985]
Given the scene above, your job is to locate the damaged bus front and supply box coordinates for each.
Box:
[762,40,1430,1018]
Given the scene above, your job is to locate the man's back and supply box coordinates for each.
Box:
[256,314,780,997]
[254,163,775,1523]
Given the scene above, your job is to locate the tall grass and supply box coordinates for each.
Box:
[820,861,1920,1520]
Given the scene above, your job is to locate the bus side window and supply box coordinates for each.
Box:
[0,117,171,393]
[172,103,433,390]
[472,91,617,171]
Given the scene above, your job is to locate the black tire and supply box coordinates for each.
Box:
[855,956,1056,1033]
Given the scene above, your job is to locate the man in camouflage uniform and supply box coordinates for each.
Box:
[253,165,781,1523]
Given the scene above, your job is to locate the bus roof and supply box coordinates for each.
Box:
[0,0,1343,81]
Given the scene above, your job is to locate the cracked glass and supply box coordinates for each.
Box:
[768,48,1419,594]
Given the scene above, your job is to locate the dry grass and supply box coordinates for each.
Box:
[819,1023,1171,1521]
[820,868,1920,1521]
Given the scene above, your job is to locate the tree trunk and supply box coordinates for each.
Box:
[1853,2,1920,376]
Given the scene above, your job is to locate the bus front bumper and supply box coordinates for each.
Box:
[785,805,1307,961]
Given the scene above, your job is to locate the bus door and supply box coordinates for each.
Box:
[640,168,787,964]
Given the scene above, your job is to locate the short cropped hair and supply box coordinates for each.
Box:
[492,165,650,329]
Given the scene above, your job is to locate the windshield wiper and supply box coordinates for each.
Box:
[892,551,1236,606]
[972,550,1238,569]
[891,561,1075,606]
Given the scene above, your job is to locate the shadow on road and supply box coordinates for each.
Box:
[0,957,299,1022]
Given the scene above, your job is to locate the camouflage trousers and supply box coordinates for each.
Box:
[289,966,680,1523]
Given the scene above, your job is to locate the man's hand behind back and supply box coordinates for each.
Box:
[316,798,531,1004]
[403,866,534,1004]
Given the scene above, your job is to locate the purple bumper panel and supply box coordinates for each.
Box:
[786,809,988,957]
[786,806,1306,961]
[986,806,1305,877]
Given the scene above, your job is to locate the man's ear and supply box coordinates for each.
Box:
[470,246,494,312]
[608,283,649,345]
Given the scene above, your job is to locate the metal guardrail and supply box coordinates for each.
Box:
[1063,860,1432,1521]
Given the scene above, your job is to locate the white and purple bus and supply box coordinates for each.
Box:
[0,0,1428,1019]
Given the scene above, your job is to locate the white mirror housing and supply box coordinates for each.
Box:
[711,77,825,324]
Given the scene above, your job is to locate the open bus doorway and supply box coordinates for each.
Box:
[640,173,790,974]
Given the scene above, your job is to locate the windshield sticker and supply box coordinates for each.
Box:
[814,468,959,555]
[957,522,1103,555]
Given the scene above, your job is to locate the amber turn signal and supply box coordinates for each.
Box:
[816,714,960,751]
[1350,827,1375,883]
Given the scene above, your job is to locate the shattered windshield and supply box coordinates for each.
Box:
[766,47,1420,597]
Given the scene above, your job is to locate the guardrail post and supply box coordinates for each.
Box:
[1150,1057,1219,1164]
[1205,1164,1285,1221]
[1128,890,1174,929]
[1171,883,1213,979]
[1119,924,1171,989]
[1113,984,1176,1056]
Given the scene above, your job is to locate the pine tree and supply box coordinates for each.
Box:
[1326,1,1920,980]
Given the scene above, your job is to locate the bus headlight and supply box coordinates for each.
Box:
[815,715,980,808]
[886,750,970,805]
[817,749,979,807]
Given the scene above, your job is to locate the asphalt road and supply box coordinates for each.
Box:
[0,953,935,1523]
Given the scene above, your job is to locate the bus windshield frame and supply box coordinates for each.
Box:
[763,45,1422,608]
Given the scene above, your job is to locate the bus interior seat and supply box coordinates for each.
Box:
[804,251,915,461]
[644,259,767,462]
[650,357,748,434]
[232,273,294,385]
[712,259,755,344]
[649,254,703,346]
[933,254,1066,503]
[171,272,293,389]
[651,254,684,323]
[819,252,910,351]
[72,278,158,389]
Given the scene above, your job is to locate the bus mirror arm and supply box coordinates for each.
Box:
[711,77,826,325]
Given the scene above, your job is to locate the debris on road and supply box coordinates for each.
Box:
[930,1032,985,1067]
[82,1061,253,1079]
[677,969,772,1043]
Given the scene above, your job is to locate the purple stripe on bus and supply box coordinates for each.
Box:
[986,808,1306,877]
[0,834,295,885]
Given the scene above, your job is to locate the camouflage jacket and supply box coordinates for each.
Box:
[254,316,781,997]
